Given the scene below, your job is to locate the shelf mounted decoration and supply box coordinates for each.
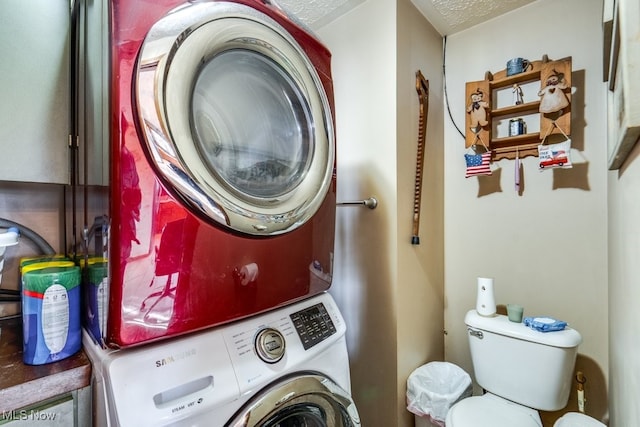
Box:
[464,87,493,179]
[537,67,573,171]
[464,55,572,162]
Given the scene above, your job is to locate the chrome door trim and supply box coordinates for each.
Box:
[226,372,361,426]
[135,1,334,235]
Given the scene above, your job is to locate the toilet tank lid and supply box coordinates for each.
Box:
[465,310,582,348]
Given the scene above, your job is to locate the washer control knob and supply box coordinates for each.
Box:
[255,328,285,364]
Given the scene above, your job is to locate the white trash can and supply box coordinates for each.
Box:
[407,361,473,427]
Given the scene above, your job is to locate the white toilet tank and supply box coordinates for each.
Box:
[465,310,582,411]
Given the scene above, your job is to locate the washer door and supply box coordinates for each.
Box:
[135,2,334,236]
[227,373,361,426]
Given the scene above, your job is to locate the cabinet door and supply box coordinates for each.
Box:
[0,0,70,184]
[0,387,90,427]
[2,396,74,427]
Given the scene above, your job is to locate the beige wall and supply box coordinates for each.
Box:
[608,143,640,424]
[318,0,445,425]
[442,0,609,424]
[319,1,399,424]
[396,0,445,425]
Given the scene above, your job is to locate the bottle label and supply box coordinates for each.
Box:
[41,284,70,353]
[98,277,108,337]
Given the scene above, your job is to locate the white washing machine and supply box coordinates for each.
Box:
[83,292,360,426]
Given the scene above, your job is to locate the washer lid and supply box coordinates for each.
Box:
[447,395,541,427]
[554,412,606,427]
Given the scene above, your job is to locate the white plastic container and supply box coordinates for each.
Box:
[475,277,496,316]
[0,227,19,284]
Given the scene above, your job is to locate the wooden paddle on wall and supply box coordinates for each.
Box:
[411,71,429,245]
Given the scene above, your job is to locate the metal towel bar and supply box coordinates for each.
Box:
[336,197,378,209]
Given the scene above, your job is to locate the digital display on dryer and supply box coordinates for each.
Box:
[290,303,336,350]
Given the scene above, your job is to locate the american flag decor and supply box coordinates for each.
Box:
[464,151,492,178]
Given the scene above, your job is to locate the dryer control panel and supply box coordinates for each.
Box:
[290,302,337,350]
[221,293,345,395]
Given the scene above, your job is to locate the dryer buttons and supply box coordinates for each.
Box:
[255,328,285,364]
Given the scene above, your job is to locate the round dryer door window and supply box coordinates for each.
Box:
[227,374,361,426]
[135,2,334,236]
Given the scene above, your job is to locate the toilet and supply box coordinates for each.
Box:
[555,412,606,427]
[446,309,605,427]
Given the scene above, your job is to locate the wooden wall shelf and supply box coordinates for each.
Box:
[488,69,541,88]
[465,55,572,161]
[492,100,541,117]
[492,132,542,146]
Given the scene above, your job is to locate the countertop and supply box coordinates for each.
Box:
[0,316,91,413]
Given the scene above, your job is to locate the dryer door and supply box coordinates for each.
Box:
[227,373,361,426]
[135,1,334,236]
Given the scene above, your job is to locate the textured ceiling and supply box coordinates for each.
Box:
[410,0,537,35]
[275,0,365,30]
[276,0,537,35]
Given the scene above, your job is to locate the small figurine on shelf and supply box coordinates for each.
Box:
[466,89,489,133]
[538,69,569,113]
[512,83,524,105]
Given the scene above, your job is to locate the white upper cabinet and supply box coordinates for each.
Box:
[0,1,70,184]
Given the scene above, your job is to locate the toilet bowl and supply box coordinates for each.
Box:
[554,412,606,427]
[446,398,606,427]
[446,393,541,427]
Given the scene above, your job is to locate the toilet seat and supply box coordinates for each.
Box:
[554,412,606,427]
[446,394,542,427]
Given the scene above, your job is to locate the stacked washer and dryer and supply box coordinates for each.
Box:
[83,293,359,426]
[72,0,359,425]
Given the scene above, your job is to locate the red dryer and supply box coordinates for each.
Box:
[74,0,336,347]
